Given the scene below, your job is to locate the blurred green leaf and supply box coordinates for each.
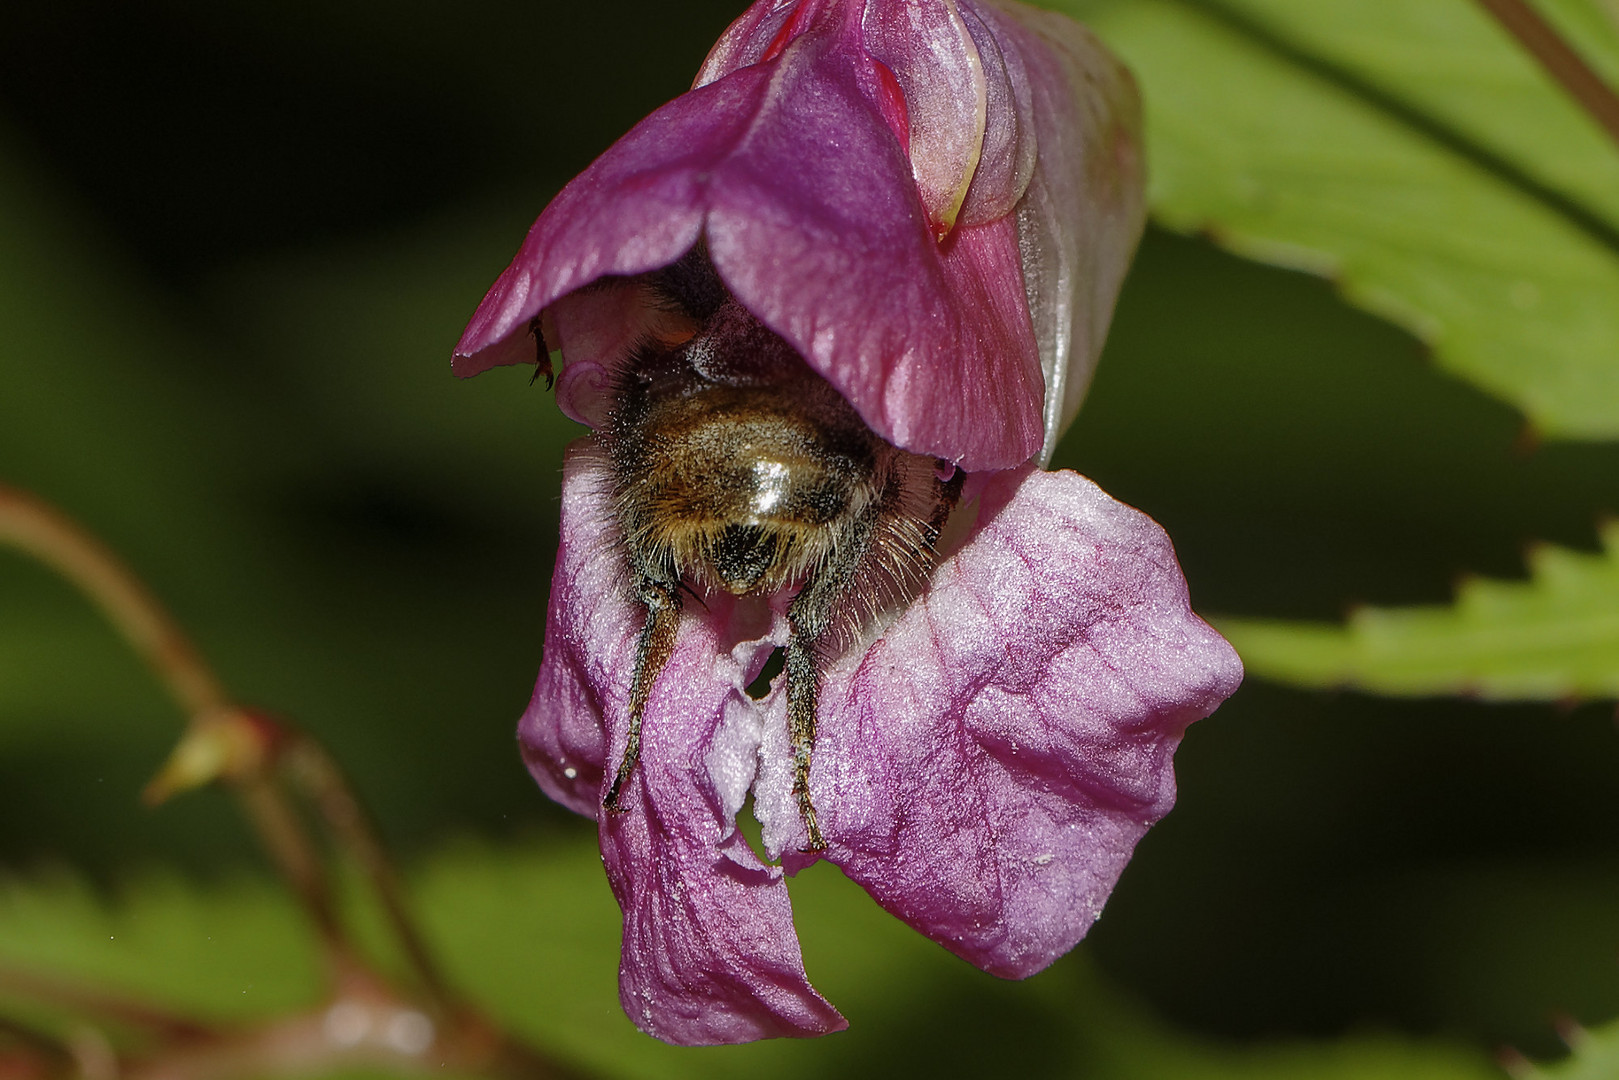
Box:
[1053,0,1619,439]
[1524,1015,1619,1079]
[0,866,320,1028]
[0,837,1506,1079]
[1218,522,1619,698]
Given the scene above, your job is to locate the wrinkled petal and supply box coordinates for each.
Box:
[987,2,1147,462]
[754,465,1241,977]
[518,443,844,1044]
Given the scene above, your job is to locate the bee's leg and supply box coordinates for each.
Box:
[784,525,878,853]
[604,577,682,812]
[781,460,961,850]
[782,626,827,851]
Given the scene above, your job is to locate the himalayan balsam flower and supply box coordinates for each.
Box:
[454,0,1242,1046]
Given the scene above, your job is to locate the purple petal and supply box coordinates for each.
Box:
[986,4,1147,462]
[700,35,1044,470]
[755,465,1241,977]
[454,6,1046,471]
[516,456,619,818]
[696,0,801,78]
[954,0,1037,227]
[518,443,844,1045]
[860,0,987,234]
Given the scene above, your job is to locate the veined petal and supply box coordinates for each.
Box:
[516,454,621,817]
[519,443,844,1044]
[754,465,1241,976]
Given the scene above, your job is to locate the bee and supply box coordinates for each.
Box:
[579,248,964,851]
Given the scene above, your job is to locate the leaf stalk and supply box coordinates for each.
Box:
[1475,0,1619,150]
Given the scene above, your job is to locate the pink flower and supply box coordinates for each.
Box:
[454,0,1241,1046]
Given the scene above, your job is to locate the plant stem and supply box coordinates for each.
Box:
[0,485,347,971]
[0,966,209,1040]
[1475,0,1619,150]
[0,484,224,717]
[237,778,352,966]
[0,1011,75,1072]
[281,738,452,1010]
[0,484,580,1078]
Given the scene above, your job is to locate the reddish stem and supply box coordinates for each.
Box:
[0,485,224,717]
[1475,0,1619,149]
[0,484,352,974]
[0,485,582,1077]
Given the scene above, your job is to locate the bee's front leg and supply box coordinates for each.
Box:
[604,574,682,812]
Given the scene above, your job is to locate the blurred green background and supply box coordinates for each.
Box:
[1,0,1616,1076]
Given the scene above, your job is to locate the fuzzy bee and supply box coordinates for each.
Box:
[565,250,965,851]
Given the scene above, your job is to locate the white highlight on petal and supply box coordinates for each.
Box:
[864,0,988,237]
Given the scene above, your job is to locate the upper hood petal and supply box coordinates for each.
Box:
[754,464,1241,976]
[455,0,1151,471]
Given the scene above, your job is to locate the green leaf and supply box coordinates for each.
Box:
[1217,523,1619,698]
[1052,0,1619,439]
[1520,1016,1619,1079]
[0,866,321,1026]
[0,837,1506,1079]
